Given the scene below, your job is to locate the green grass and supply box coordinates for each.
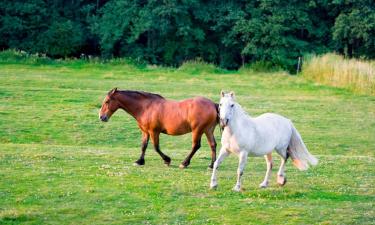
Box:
[0,55,374,224]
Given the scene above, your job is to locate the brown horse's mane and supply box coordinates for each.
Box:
[117,90,165,100]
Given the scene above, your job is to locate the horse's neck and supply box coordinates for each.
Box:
[230,105,255,134]
[116,93,146,119]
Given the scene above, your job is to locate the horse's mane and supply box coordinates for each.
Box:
[234,102,251,118]
[118,90,165,100]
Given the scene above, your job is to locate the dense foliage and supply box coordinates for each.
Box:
[0,0,374,70]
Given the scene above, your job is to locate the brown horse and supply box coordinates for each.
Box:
[99,88,219,168]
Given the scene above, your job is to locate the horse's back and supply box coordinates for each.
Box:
[254,113,293,150]
[156,97,217,135]
[182,97,218,128]
[255,113,291,125]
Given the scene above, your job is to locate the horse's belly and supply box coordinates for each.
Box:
[163,121,191,135]
[225,134,273,156]
[251,145,275,156]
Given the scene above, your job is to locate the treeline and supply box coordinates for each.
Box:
[0,0,374,71]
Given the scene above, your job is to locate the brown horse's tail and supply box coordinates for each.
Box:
[214,103,220,124]
[215,103,224,133]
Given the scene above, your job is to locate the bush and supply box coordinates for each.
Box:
[0,49,53,64]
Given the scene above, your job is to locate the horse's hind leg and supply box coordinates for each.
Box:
[259,153,273,188]
[277,149,289,186]
[277,157,287,186]
[150,131,171,166]
[134,132,149,166]
[205,129,217,169]
[180,130,203,169]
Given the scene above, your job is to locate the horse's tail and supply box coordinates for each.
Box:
[288,124,318,171]
[214,103,220,124]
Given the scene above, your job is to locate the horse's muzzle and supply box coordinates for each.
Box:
[100,115,108,122]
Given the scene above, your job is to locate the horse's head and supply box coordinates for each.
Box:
[99,88,120,122]
[219,91,236,128]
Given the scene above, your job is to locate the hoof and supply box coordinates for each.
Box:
[163,157,171,166]
[179,160,189,169]
[232,186,241,192]
[277,175,287,186]
[208,163,214,169]
[259,182,268,188]
[133,159,145,166]
[210,183,218,190]
[179,164,187,169]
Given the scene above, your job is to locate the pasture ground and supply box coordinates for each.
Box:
[0,60,374,224]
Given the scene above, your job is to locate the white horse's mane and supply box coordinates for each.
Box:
[234,102,251,118]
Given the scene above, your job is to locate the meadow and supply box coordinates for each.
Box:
[0,55,374,224]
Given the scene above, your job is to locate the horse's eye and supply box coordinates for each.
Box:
[105,100,110,104]
[219,104,222,106]
[231,104,234,108]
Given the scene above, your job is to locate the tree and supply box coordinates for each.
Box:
[0,0,374,69]
[332,2,375,58]
[0,0,95,57]
[232,0,321,71]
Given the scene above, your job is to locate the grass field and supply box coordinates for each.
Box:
[0,57,374,224]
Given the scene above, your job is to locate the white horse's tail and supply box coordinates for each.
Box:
[288,124,318,170]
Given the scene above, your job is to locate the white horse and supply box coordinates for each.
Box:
[210,91,318,191]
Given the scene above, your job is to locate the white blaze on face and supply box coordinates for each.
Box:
[219,91,235,126]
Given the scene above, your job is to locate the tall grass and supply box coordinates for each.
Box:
[302,53,375,95]
[0,49,147,69]
[178,58,230,75]
[239,61,284,74]
[0,49,54,64]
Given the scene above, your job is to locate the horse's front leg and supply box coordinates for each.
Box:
[259,153,273,188]
[233,151,248,192]
[134,132,149,166]
[150,131,171,166]
[210,147,229,189]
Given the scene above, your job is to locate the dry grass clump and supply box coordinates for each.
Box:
[302,53,375,95]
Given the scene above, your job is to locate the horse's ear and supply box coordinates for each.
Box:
[108,87,118,95]
[229,91,235,98]
[220,90,225,97]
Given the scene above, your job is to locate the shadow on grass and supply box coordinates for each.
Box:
[0,211,40,224]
